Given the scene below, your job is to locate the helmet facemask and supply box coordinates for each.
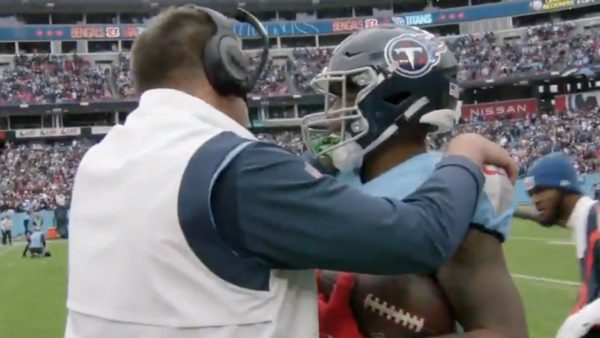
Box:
[301,66,382,173]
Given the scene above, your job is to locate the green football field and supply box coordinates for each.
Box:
[0,219,580,338]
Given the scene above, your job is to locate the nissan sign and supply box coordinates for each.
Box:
[461,99,538,122]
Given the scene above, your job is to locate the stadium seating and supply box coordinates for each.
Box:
[0,22,594,104]
[0,20,599,213]
[0,54,112,104]
[2,102,600,214]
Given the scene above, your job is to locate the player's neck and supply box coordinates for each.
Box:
[361,142,427,182]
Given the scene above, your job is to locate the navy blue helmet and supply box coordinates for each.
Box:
[301,25,460,172]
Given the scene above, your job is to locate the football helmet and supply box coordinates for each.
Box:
[301,25,461,172]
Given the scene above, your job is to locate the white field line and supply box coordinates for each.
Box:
[511,236,573,244]
[511,273,579,286]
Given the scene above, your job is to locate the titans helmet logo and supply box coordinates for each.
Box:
[383,33,446,78]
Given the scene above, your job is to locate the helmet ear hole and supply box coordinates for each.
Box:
[350,118,368,133]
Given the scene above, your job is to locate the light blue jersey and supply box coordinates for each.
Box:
[339,152,515,240]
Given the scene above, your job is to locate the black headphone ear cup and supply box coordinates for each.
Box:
[204,34,248,96]
[220,36,249,82]
[197,5,251,97]
[203,34,224,91]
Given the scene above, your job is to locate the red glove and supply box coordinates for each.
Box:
[317,270,364,338]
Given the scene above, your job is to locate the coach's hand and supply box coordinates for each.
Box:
[317,271,364,338]
[446,133,518,184]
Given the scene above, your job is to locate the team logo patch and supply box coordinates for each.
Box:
[523,176,535,191]
[364,18,379,28]
[559,179,572,187]
[383,33,446,78]
[449,82,461,99]
[304,162,323,179]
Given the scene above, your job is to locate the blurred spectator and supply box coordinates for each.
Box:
[0,54,112,104]
[0,21,599,210]
[0,23,595,103]
[0,139,93,212]
[249,54,288,96]
[429,106,600,176]
[114,53,135,98]
[450,22,600,81]
[3,105,600,212]
[288,47,333,93]
[1,213,12,245]
[257,130,305,154]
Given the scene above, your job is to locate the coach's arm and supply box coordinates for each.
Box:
[435,230,529,338]
[210,141,483,275]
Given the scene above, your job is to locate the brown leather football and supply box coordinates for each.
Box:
[319,271,456,338]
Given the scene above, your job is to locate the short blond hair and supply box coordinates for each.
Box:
[131,6,216,93]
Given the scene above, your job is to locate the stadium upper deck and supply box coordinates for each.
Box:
[0,0,594,56]
[0,0,491,15]
[0,0,594,132]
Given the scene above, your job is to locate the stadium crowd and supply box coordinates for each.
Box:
[0,22,594,104]
[0,21,598,212]
[1,105,599,212]
[0,139,91,212]
[451,22,600,81]
[430,107,600,176]
[0,54,111,104]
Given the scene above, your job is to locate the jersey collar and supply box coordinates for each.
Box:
[136,88,255,140]
[566,196,596,230]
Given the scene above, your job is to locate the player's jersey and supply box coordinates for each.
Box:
[567,197,600,337]
[338,152,515,241]
[29,231,44,249]
[65,89,317,338]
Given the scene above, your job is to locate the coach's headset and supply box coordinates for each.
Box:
[191,6,269,99]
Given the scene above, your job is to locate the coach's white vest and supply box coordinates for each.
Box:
[65,89,318,338]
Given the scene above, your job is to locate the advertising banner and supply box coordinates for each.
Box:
[461,98,538,121]
[15,127,81,139]
[553,90,600,113]
[1,0,596,40]
[90,126,113,135]
[529,0,596,11]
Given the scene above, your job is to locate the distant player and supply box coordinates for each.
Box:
[23,226,46,258]
[302,25,528,338]
[1,213,12,245]
[525,153,600,338]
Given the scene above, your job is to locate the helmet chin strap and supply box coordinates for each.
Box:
[420,108,460,134]
[360,96,430,156]
[328,95,457,173]
[361,124,398,155]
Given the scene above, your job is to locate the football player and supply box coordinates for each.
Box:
[302,25,528,338]
[524,153,600,338]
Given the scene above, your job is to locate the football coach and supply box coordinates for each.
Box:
[64,5,517,338]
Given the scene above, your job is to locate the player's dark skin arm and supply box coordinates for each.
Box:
[435,229,529,338]
[513,205,540,223]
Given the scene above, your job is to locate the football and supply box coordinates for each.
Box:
[318,271,456,338]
